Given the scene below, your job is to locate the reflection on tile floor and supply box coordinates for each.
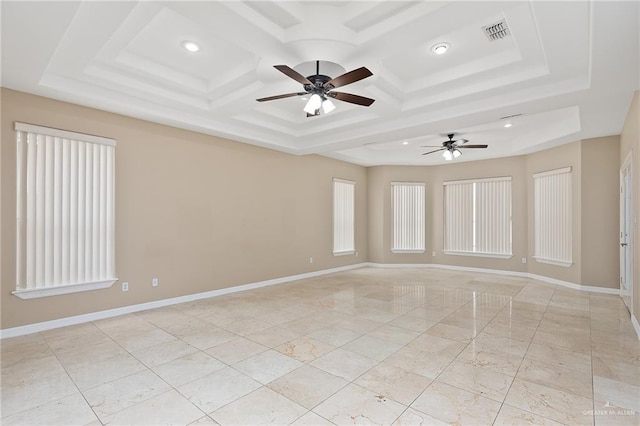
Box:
[2,267,639,425]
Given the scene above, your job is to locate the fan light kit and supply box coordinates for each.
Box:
[181,41,200,52]
[257,60,375,117]
[431,42,450,55]
[421,134,489,160]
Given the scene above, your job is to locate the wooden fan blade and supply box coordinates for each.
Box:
[420,145,445,148]
[459,144,488,149]
[422,148,445,155]
[256,92,305,102]
[324,67,373,89]
[329,91,375,106]
[274,65,313,85]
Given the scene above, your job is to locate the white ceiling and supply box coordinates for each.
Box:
[2,1,639,166]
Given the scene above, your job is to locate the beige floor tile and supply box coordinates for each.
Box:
[275,337,336,362]
[504,379,594,425]
[107,328,177,353]
[66,352,147,391]
[593,352,640,386]
[180,326,238,350]
[1,334,53,368]
[410,381,501,425]
[84,369,171,419]
[524,342,592,373]
[313,383,406,425]
[387,314,438,333]
[152,351,226,387]
[188,415,220,425]
[267,364,348,409]
[426,323,480,343]
[494,404,566,426]
[354,362,432,405]
[177,366,261,413]
[517,358,593,399]
[308,325,362,346]
[594,376,640,412]
[233,349,303,384]
[290,411,334,426]
[455,339,525,376]
[245,326,302,348]
[311,348,378,381]
[407,333,467,358]
[205,336,268,364]
[210,386,307,425]
[342,334,402,361]
[385,346,453,379]
[1,392,98,426]
[437,360,514,402]
[367,324,421,345]
[102,390,204,426]
[132,339,199,368]
[594,400,640,426]
[392,407,449,426]
[335,317,384,333]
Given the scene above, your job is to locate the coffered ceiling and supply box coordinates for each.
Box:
[2,1,638,165]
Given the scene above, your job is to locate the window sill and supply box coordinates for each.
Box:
[444,251,512,259]
[391,249,425,254]
[333,250,355,256]
[12,279,118,299]
[533,257,573,267]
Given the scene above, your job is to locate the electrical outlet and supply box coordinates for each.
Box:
[521,257,527,264]
[355,251,359,257]
[152,278,159,287]
[309,257,313,264]
[122,282,129,292]
[432,251,436,257]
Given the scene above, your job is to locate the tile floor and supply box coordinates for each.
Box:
[1,267,639,425]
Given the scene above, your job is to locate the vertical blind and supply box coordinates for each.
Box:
[16,122,116,291]
[391,182,425,252]
[333,178,355,255]
[444,177,512,256]
[533,167,572,266]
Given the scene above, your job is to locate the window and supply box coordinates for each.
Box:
[15,122,117,299]
[533,167,572,266]
[444,177,512,258]
[391,182,425,253]
[333,178,355,255]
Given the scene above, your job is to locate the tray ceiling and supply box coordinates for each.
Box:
[2,1,638,165]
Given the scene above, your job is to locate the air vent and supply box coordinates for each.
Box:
[483,18,511,41]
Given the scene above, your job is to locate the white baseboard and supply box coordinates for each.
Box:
[367,262,621,295]
[632,314,640,341]
[0,263,368,339]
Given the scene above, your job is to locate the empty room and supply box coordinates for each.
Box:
[1,1,639,425]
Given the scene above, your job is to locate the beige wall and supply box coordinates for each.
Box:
[620,90,640,316]
[0,87,630,330]
[0,89,368,329]
[581,136,621,288]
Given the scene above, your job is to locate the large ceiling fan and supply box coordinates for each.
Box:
[256,60,375,116]
[422,134,488,160]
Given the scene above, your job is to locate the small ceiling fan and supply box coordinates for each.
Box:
[256,60,375,117]
[421,133,488,160]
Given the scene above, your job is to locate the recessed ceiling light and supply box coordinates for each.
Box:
[431,42,450,55]
[504,123,513,128]
[402,141,409,145]
[181,41,200,53]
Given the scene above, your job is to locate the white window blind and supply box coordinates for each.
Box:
[391,182,425,253]
[15,122,117,299]
[444,177,512,258]
[533,167,572,267]
[333,178,355,255]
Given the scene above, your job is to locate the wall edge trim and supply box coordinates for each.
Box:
[631,313,640,341]
[0,262,368,339]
